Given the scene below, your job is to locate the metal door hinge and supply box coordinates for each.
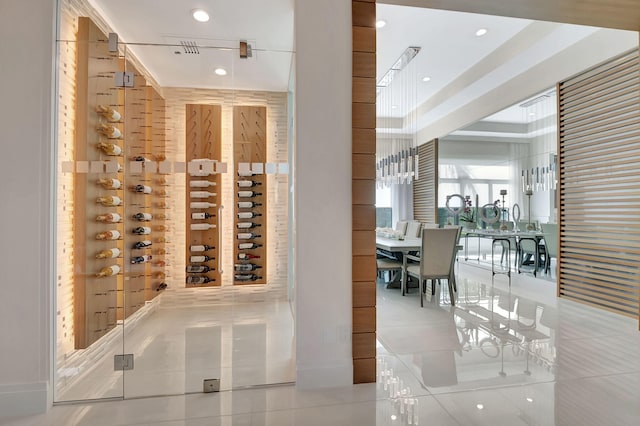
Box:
[114,354,134,371]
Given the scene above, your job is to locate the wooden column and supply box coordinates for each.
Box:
[352,0,377,384]
[185,104,222,287]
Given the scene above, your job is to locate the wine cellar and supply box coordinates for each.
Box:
[66,15,286,352]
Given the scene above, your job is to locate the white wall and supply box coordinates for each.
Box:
[294,0,353,387]
[0,0,55,417]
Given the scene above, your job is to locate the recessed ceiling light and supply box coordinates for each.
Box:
[526,398,534,403]
[422,76,431,82]
[475,28,488,37]
[529,112,536,117]
[476,404,484,410]
[192,9,210,23]
[376,20,387,29]
[392,105,398,109]
[214,68,227,76]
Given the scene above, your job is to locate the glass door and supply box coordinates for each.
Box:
[54,0,295,401]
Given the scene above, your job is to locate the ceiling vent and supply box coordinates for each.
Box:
[180,40,200,54]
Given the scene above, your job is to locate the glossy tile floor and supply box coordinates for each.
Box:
[56,301,296,401]
[5,262,640,425]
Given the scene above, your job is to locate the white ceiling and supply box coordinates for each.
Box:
[89,0,294,91]
[375,3,638,140]
[88,0,637,139]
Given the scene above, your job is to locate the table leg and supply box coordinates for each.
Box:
[401,252,408,296]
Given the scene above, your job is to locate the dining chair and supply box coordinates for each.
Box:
[540,223,558,274]
[443,224,463,289]
[395,221,408,235]
[406,227,459,307]
[405,221,422,238]
[376,258,403,282]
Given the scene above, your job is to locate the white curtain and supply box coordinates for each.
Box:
[392,182,413,225]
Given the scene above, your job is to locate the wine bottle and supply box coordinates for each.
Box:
[96,105,121,122]
[186,276,214,284]
[96,213,122,223]
[237,191,262,198]
[132,212,152,221]
[132,240,152,249]
[131,255,152,264]
[190,202,217,209]
[190,223,216,231]
[191,212,214,220]
[234,263,262,272]
[238,253,260,260]
[237,180,262,188]
[154,201,170,209]
[238,171,256,177]
[132,226,151,235]
[155,213,169,220]
[237,233,261,240]
[155,153,167,162]
[234,274,262,282]
[156,177,168,185]
[156,282,168,291]
[156,236,169,243]
[155,224,169,232]
[153,272,166,280]
[186,265,214,273]
[238,201,263,209]
[190,255,214,263]
[96,264,121,278]
[96,142,122,156]
[96,124,121,139]
[96,230,121,240]
[152,260,166,267]
[154,248,167,255]
[190,191,217,199]
[238,212,262,219]
[238,242,262,250]
[190,244,215,252]
[96,195,122,206]
[190,180,217,188]
[131,185,152,194]
[97,178,122,189]
[237,222,261,229]
[95,248,120,259]
[131,156,152,162]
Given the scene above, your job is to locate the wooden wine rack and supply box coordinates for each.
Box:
[233,106,267,285]
[185,104,222,287]
[73,17,167,349]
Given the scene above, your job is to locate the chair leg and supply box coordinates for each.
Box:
[448,280,456,306]
[431,279,436,295]
[420,281,424,307]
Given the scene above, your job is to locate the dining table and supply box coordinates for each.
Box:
[376,236,422,295]
[462,229,546,282]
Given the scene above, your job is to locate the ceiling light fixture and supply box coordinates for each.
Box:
[214,68,227,76]
[192,9,210,23]
[376,20,387,29]
[475,28,488,37]
[377,46,421,88]
[476,404,484,410]
[422,76,431,82]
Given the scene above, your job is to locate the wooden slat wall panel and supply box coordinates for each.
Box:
[352,0,377,384]
[557,49,640,325]
[413,139,438,224]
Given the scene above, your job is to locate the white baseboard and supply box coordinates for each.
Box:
[0,382,49,418]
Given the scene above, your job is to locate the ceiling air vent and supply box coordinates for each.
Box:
[180,40,200,55]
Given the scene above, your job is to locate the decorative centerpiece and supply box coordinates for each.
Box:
[499,189,508,231]
[459,195,477,229]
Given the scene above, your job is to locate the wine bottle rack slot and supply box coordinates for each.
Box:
[185,104,222,287]
[73,17,168,349]
[233,106,267,285]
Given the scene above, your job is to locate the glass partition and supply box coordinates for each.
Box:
[54,0,295,402]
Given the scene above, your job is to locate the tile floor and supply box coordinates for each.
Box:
[4,261,640,425]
